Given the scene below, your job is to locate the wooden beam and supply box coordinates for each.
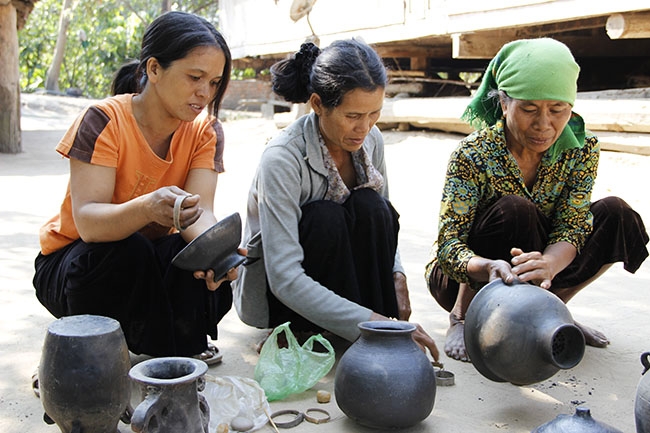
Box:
[375,45,451,59]
[606,11,650,39]
[452,30,519,59]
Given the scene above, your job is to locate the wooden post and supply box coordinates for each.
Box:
[606,11,650,39]
[0,1,21,153]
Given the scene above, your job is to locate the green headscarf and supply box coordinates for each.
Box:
[462,38,586,161]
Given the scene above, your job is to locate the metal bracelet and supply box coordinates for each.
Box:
[270,409,304,429]
[173,195,188,231]
[304,408,331,424]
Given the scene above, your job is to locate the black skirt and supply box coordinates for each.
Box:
[428,195,649,312]
[33,232,232,357]
[267,188,401,332]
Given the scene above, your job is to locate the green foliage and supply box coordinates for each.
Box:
[231,67,257,80]
[19,0,222,99]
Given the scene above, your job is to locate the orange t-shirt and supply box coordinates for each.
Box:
[39,94,225,255]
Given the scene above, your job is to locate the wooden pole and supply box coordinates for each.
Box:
[0,1,21,153]
[606,11,650,39]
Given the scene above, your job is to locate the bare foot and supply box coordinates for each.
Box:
[445,313,470,362]
[575,321,610,348]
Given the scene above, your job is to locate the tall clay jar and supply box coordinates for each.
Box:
[334,321,436,429]
[129,357,210,433]
[39,314,131,433]
[635,351,650,432]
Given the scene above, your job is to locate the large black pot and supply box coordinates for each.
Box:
[334,321,436,429]
[464,279,585,385]
[39,314,131,433]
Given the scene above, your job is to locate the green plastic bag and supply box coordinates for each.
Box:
[254,322,335,401]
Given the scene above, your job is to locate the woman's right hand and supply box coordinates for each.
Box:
[467,256,516,285]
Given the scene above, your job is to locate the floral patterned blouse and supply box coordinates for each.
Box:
[433,118,600,283]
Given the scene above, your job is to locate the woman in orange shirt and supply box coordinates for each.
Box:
[33,11,234,363]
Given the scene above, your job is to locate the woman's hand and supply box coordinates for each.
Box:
[412,323,440,362]
[369,312,440,362]
[145,186,203,230]
[193,248,247,291]
[510,247,550,288]
[393,272,412,321]
[510,243,576,290]
[467,256,516,284]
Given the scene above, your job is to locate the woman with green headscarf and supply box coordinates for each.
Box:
[425,38,648,362]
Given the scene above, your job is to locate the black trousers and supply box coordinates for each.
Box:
[33,232,232,357]
[429,195,649,312]
[267,188,400,332]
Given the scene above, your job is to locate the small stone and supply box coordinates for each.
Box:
[230,416,254,432]
[216,423,229,433]
[316,389,331,403]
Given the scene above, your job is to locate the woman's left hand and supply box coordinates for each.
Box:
[510,248,553,288]
[394,272,412,321]
[193,247,246,291]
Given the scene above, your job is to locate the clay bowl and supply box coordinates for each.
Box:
[172,213,245,281]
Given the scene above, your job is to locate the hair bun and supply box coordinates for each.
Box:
[295,42,321,86]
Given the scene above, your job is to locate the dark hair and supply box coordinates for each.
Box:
[271,38,387,108]
[111,11,232,118]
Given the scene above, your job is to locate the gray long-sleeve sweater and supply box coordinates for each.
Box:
[232,112,403,342]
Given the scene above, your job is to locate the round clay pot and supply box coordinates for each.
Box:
[39,314,131,433]
[464,278,585,385]
[532,407,623,432]
[334,321,436,429]
[129,357,210,433]
[635,351,650,432]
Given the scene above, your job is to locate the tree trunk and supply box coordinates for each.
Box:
[0,1,21,154]
[45,0,73,93]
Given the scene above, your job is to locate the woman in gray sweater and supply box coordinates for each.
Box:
[233,39,439,360]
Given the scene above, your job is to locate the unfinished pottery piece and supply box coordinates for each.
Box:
[129,357,209,433]
[39,314,131,433]
[334,321,436,429]
[172,212,246,281]
[464,278,585,385]
[532,407,623,432]
[635,351,650,432]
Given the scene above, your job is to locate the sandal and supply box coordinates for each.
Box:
[194,343,222,366]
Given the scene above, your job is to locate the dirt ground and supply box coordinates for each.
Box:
[1,93,649,433]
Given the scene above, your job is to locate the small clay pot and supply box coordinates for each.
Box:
[532,407,623,432]
[130,357,210,433]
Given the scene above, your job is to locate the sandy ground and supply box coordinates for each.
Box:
[1,93,649,433]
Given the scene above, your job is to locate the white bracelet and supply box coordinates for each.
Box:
[173,195,188,232]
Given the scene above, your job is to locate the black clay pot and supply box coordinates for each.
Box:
[172,212,245,281]
[635,352,650,432]
[532,407,623,432]
[334,321,436,429]
[129,357,210,433]
[464,278,585,385]
[39,314,131,433]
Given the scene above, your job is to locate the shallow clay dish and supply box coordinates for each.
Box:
[172,213,245,281]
